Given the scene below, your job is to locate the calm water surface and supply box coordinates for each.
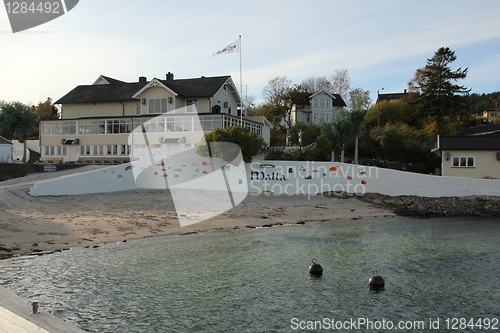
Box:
[1,217,499,332]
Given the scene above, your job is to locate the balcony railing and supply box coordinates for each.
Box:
[41,114,263,137]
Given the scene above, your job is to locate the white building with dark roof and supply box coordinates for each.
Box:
[290,90,346,126]
[437,124,500,178]
[40,73,270,164]
[375,90,410,104]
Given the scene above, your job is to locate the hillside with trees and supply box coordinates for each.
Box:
[253,47,498,174]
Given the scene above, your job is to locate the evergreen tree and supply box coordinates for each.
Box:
[413,47,470,122]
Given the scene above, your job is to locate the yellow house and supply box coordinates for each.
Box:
[40,73,270,164]
[437,134,500,179]
[482,109,500,123]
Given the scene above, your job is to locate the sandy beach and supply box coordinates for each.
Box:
[0,166,395,258]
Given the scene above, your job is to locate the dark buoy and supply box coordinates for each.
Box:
[368,270,385,290]
[308,258,323,277]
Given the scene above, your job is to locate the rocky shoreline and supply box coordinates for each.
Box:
[354,193,500,218]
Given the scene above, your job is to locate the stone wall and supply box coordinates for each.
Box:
[355,193,500,218]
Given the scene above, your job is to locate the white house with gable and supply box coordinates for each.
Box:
[290,90,346,126]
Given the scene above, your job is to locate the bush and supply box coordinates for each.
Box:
[197,126,267,163]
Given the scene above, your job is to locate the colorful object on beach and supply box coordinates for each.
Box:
[221,165,231,171]
[305,175,312,180]
[361,180,367,184]
[202,161,211,166]
[117,174,123,179]
[329,166,338,172]
[162,174,168,178]
[259,164,275,168]
[173,168,182,172]
[238,179,243,184]
[288,168,293,173]
[125,166,134,170]
[359,171,367,175]
[347,176,353,180]
[156,162,165,166]
[308,258,323,277]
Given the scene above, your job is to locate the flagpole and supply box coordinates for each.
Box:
[239,35,243,125]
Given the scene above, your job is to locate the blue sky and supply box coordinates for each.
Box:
[1,0,499,107]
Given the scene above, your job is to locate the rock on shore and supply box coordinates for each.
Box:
[356,193,500,218]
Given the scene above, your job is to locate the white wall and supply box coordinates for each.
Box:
[247,161,500,197]
[30,159,500,198]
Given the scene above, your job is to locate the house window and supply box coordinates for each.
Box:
[95,145,104,156]
[223,86,227,95]
[107,145,118,155]
[136,102,141,115]
[44,146,67,156]
[80,145,92,155]
[186,99,198,113]
[452,156,475,168]
[148,98,168,114]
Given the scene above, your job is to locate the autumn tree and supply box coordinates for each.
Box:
[34,97,59,120]
[366,100,421,128]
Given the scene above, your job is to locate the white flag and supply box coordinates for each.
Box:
[212,39,240,57]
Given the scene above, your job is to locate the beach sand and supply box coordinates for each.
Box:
[0,166,395,258]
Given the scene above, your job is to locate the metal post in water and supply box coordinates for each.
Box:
[32,301,39,314]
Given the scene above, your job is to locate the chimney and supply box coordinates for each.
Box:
[139,76,147,83]
[166,72,174,80]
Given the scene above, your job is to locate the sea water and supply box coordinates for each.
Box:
[0,217,499,332]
